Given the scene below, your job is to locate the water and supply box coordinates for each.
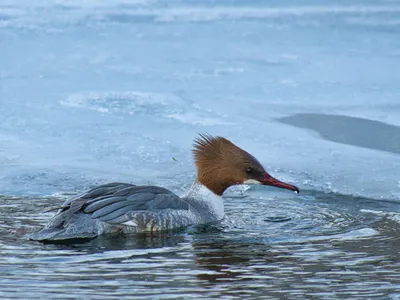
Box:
[1,0,400,298]
[2,191,400,298]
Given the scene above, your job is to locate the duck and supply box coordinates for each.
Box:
[28,134,299,242]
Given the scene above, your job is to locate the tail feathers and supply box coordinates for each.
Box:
[27,214,100,243]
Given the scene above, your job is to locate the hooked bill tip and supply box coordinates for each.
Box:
[293,186,300,194]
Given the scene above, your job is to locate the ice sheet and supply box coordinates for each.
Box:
[0,0,399,200]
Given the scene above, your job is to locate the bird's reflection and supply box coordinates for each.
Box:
[64,231,188,252]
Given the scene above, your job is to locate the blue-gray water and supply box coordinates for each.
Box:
[1,0,400,299]
[1,190,400,299]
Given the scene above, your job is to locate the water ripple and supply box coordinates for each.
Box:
[1,189,400,299]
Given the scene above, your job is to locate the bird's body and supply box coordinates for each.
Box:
[29,135,298,242]
[29,181,223,241]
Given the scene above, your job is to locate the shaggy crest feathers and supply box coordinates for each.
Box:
[193,134,235,161]
[192,134,264,195]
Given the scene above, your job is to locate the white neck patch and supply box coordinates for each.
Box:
[182,181,225,222]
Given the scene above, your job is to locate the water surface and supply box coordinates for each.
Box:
[1,189,400,299]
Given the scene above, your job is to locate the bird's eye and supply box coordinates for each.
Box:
[245,167,253,174]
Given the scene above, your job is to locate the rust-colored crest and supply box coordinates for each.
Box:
[192,134,265,195]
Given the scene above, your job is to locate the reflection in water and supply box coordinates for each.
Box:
[1,192,400,299]
[192,237,288,282]
[277,113,400,154]
[70,232,188,252]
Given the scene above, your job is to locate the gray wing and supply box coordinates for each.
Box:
[54,182,190,226]
[28,182,191,241]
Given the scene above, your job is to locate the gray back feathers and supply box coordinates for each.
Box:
[29,183,189,241]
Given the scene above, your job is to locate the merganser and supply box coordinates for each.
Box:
[28,135,299,242]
